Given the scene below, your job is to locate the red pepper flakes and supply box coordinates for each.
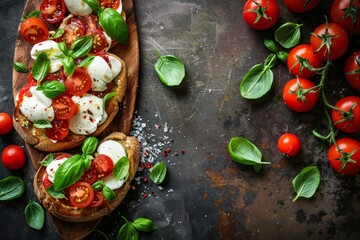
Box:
[144,150,149,158]
[143,193,148,198]
[131,186,136,190]
[166,148,171,153]
[140,162,154,169]
[181,149,185,154]
[155,124,161,129]
[142,176,148,183]
[151,191,156,196]
[173,151,178,156]
[162,151,168,157]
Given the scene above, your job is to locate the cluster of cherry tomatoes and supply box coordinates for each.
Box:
[243,0,360,175]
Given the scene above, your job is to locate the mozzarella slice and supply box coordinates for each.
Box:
[85,56,113,91]
[30,40,63,73]
[46,157,68,183]
[64,0,92,16]
[108,55,122,78]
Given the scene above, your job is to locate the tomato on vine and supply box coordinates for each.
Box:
[283,0,321,13]
[277,133,301,157]
[330,0,360,36]
[328,138,360,175]
[243,0,280,30]
[344,51,360,91]
[331,96,360,133]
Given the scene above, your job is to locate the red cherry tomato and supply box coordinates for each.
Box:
[65,68,92,96]
[0,112,13,135]
[80,168,98,185]
[45,119,69,141]
[282,78,319,112]
[92,154,114,179]
[310,23,349,61]
[344,51,360,91]
[40,0,67,24]
[243,0,279,30]
[330,0,360,36]
[53,94,78,120]
[55,153,72,160]
[277,133,301,157]
[89,191,105,208]
[99,0,120,10]
[283,0,321,13]
[57,23,85,48]
[287,44,324,78]
[69,182,94,208]
[44,69,66,83]
[1,145,26,170]
[86,28,107,53]
[20,17,49,44]
[328,138,360,175]
[83,15,102,31]
[43,173,53,188]
[331,96,360,133]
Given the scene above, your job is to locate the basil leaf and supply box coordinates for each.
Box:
[275,22,303,49]
[102,186,116,201]
[39,153,54,167]
[82,0,102,14]
[33,120,52,129]
[58,42,68,55]
[253,164,262,173]
[46,186,66,199]
[24,201,44,230]
[292,166,320,202]
[53,154,84,191]
[150,162,167,185]
[40,81,66,99]
[99,8,129,44]
[24,10,42,20]
[113,156,130,180]
[32,52,50,82]
[116,222,139,240]
[277,51,288,64]
[240,64,273,99]
[71,36,93,58]
[154,55,185,86]
[52,28,64,39]
[0,176,25,201]
[92,180,105,191]
[62,56,75,76]
[103,91,117,108]
[13,62,29,73]
[82,155,93,170]
[263,38,278,53]
[264,53,277,69]
[82,137,99,155]
[79,55,95,67]
[133,218,157,232]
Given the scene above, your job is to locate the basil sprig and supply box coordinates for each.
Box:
[150,162,167,184]
[117,217,156,240]
[275,22,303,49]
[13,62,29,73]
[113,156,130,180]
[32,52,50,82]
[52,28,64,39]
[92,180,116,201]
[292,166,320,202]
[39,153,54,167]
[154,54,185,86]
[24,201,44,230]
[0,176,25,201]
[36,81,66,99]
[33,120,52,129]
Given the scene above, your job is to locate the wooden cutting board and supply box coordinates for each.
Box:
[12,0,139,239]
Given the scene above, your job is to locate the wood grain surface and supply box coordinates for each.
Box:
[12,0,139,239]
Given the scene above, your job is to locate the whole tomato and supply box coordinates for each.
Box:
[282,78,319,112]
[330,0,360,36]
[283,0,321,13]
[328,138,360,175]
[331,96,360,133]
[1,145,26,170]
[310,23,349,61]
[0,112,13,135]
[287,44,324,78]
[344,51,360,91]
[277,133,301,157]
[243,0,280,30]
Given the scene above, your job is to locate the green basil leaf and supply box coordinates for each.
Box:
[79,55,95,67]
[99,8,129,44]
[13,62,29,73]
[82,136,99,155]
[52,28,65,39]
[116,222,139,240]
[103,91,117,108]
[113,156,130,180]
[150,162,167,184]
[82,0,102,14]
[24,10,42,20]
[102,186,116,201]
[46,186,66,199]
[133,218,157,232]
[62,56,75,76]
[92,180,105,191]
[82,155,93,170]
[33,120,52,129]
[0,176,25,201]
[292,166,320,202]
[154,55,185,86]
[277,51,288,64]
[253,164,262,173]
[263,38,278,53]
[240,64,273,99]
[264,53,277,69]
[71,35,93,58]
[275,22,303,49]
[58,42,68,55]
[39,153,54,167]
[24,201,44,230]
[53,154,84,191]
[32,52,50,82]
[40,81,66,99]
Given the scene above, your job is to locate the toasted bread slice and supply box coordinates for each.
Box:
[13,54,127,152]
[33,132,140,222]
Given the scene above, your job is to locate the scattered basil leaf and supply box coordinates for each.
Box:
[82,137,99,155]
[277,51,288,64]
[133,218,157,232]
[0,176,25,201]
[103,91,117,108]
[116,222,139,240]
[150,162,167,184]
[39,153,54,167]
[13,62,29,73]
[32,52,50,82]
[155,54,185,86]
[264,53,277,69]
[24,10,42,20]
[53,154,84,191]
[52,28,65,39]
[33,120,52,129]
[292,166,320,202]
[102,186,116,201]
[113,156,130,180]
[275,22,303,49]
[71,36,93,58]
[263,38,278,53]
[82,0,102,14]
[24,201,44,230]
[62,56,75,76]
[240,64,273,99]
[79,55,95,68]
[39,81,66,99]
[92,180,105,191]
[46,186,66,199]
[99,8,129,44]
[253,164,262,173]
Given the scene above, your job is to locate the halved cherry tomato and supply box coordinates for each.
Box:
[17,85,33,105]
[99,0,120,10]
[43,173,53,188]
[80,168,98,185]
[328,138,360,175]
[69,182,94,208]
[277,133,301,157]
[20,17,49,44]
[45,119,69,140]
[331,96,360,133]
[243,0,279,30]
[89,191,105,208]
[40,0,67,24]
[86,29,107,53]
[68,17,87,34]
[344,51,360,91]
[283,0,321,13]
[330,0,360,36]
[44,69,66,83]
[84,15,102,30]
[53,94,78,120]
[0,112,13,135]
[64,68,91,96]
[57,23,85,48]
[92,154,114,179]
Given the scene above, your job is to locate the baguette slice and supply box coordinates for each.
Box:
[34,132,140,222]
[13,54,127,153]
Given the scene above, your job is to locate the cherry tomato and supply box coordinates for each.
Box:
[89,191,105,208]
[1,145,26,170]
[17,85,33,105]
[44,69,66,83]
[43,173,53,188]
[92,154,114,179]
[283,0,321,13]
[243,0,279,30]
[80,168,98,185]
[83,15,102,31]
[69,182,94,208]
[86,29,107,53]
[65,68,92,96]
[20,17,49,44]
[40,0,67,24]
[331,96,360,133]
[55,153,72,160]
[45,119,69,140]
[99,0,120,10]
[282,78,319,112]
[344,51,360,91]
[0,112,13,135]
[330,0,360,36]
[57,23,85,48]
[287,44,324,78]
[68,17,87,34]
[53,94,78,120]
[277,133,301,157]
[310,23,349,61]
[328,138,360,175]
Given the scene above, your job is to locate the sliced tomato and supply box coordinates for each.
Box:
[53,94,78,120]
[45,119,69,141]
[99,0,120,9]
[64,68,92,96]
[92,154,114,179]
[68,17,87,34]
[55,153,72,160]
[69,182,94,208]
[40,0,67,24]
[86,29,107,53]
[80,168,98,185]
[83,14,102,30]
[44,69,66,83]
[57,23,85,48]
[20,17,49,44]
[89,191,105,208]
[17,85,33,105]
[27,73,38,86]
[43,173,53,188]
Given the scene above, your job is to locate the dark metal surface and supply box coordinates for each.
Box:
[1,0,360,239]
